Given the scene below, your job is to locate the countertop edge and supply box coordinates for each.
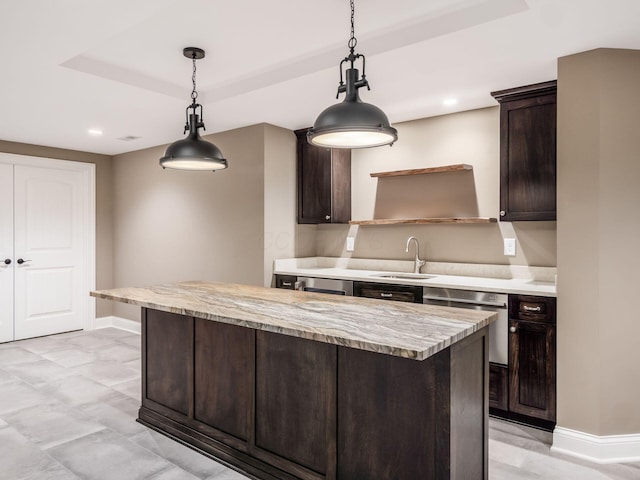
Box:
[273,258,557,297]
[91,283,497,361]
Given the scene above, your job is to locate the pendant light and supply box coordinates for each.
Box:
[308,0,397,149]
[160,47,228,171]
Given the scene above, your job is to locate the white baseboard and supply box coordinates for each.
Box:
[94,316,141,335]
[552,426,640,464]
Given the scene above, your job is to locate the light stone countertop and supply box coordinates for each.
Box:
[91,280,496,361]
[274,257,557,297]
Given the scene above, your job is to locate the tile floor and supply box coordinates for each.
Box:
[0,327,639,480]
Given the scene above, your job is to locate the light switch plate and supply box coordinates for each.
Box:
[504,238,516,256]
[346,237,355,252]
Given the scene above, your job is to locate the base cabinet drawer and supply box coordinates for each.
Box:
[353,281,423,303]
[275,274,297,290]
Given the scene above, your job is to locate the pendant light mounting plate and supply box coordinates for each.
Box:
[183,47,205,60]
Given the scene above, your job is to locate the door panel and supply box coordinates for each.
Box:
[255,330,336,476]
[0,163,14,343]
[145,309,192,416]
[194,318,254,442]
[14,165,84,340]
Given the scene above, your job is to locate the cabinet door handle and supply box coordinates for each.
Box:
[509,326,517,333]
[500,210,506,217]
[3,258,10,265]
[325,215,331,220]
[17,258,31,265]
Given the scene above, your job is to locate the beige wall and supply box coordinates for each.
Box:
[557,49,640,435]
[111,123,296,321]
[315,107,557,267]
[263,124,297,286]
[0,140,113,317]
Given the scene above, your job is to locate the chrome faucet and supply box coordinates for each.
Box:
[406,236,426,274]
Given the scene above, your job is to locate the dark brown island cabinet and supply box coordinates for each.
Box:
[489,295,557,430]
[91,281,495,480]
[295,128,351,224]
[491,81,557,221]
[138,309,490,480]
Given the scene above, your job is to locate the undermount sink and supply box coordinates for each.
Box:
[372,273,435,280]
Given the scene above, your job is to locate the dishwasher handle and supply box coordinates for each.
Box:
[422,295,507,308]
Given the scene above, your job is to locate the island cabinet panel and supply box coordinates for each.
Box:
[194,318,254,443]
[337,329,488,480]
[144,309,193,417]
[138,306,489,480]
[255,331,337,479]
[337,347,440,479]
[450,331,487,480]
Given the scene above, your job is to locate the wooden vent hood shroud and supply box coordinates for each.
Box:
[350,163,497,225]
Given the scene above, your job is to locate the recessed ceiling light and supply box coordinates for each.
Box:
[443,98,458,106]
[88,129,103,136]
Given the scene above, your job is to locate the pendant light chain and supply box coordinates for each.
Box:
[191,54,198,104]
[348,0,357,52]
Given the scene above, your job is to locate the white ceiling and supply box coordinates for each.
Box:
[2,0,640,156]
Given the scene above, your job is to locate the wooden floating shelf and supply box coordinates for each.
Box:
[349,217,498,225]
[370,164,473,178]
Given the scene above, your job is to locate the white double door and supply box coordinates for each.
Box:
[0,155,95,343]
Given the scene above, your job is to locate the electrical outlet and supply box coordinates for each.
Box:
[346,237,355,252]
[503,238,516,256]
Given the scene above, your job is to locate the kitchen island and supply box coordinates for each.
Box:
[92,281,497,480]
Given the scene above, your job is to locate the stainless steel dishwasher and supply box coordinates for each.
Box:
[422,286,508,365]
[295,276,354,296]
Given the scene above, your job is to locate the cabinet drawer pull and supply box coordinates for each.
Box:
[282,281,292,287]
[522,305,541,312]
[520,301,546,315]
[380,293,393,298]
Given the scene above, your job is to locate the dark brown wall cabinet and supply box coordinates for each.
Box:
[491,81,557,221]
[295,128,351,224]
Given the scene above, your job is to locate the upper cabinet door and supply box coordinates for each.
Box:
[492,81,557,221]
[295,129,351,224]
